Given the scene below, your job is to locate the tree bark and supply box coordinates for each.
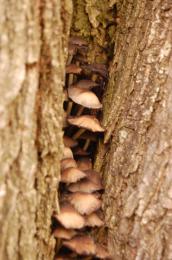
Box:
[95,0,172,259]
[0,1,72,259]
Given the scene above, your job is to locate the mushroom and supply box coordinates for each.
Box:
[63,147,73,159]
[55,203,85,229]
[84,170,102,186]
[81,63,108,78]
[77,157,92,171]
[63,235,96,256]
[63,136,78,148]
[67,115,104,140]
[53,226,77,240]
[60,158,77,171]
[68,192,102,215]
[67,43,77,65]
[85,213,104,227]
[61,167,87,183]
[69,36,88,47]
[68,178,103,193]
[95,244,111,259]
[72,79,98,90]
[73,147,90,156]
[68,87,102,109]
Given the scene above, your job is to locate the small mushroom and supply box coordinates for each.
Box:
[55,203,85,229]
[66,64,82,74]
[85,213,104,227]
[63,235,96,255]
[63,136,78,148]
[68,87,102,109]
[61,158,77,171]
[95,244,111,259]
[67,115,104,140]
[63,147,73,159]
[69,36,88,47]
[82,63,108,78]
[84,170,102,186]
[68,178,103,193]
[77,157,92,171]
[53,226,77,240]
[73,147,90,156]
[61,167,87,183]
[67,43,77,65]
[68,192,102,215]
[72,79,98,90]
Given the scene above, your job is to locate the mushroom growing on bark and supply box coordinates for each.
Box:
[55,203,85,229]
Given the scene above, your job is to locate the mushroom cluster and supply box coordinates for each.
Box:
[54,36,111,259]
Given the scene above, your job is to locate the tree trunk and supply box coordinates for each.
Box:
[0,1,72,259]
[95,0,172,259]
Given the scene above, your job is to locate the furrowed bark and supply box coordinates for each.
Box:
[0,1,72,259]
[95,0,172,259]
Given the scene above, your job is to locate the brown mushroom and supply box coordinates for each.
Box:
[81,63,108,78]
[77,157,92,171]
[68,178,103,193]
[73,147,90,156]
[63,147,73,159]
[63,235,96,255]
[53,226,77,240]
[69,36,88,47]
[55,203,85,229]
[67,115,104,140]
[61,158,77,171]
[63,136,78,148]
[61,167,87,183]
[68,87,102,109]
[72,79,98,90]
[66,64,82,74]
[68,192,102,215]
[85,213,104,227]
[84,170,102,186]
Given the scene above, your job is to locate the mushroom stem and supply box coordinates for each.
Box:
[68,73,74,87]
[66,101,73,115]
[92,73,98,82]
[67,54,74,65]
[73,128,86,140]
[77,106,84,116]
[83,139,90,151]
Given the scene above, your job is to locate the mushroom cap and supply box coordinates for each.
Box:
[63,147,73,159]
[61,167,87,183]
[63,136,78,148]
[68,192,102,215]
[82,63,108,78]
[85,213,104,227]
[69,36,88,46]
[53,226,77,240]
[61,158,77,171]
[84,170,102,186]
[73,147,90,156]
[66,64,82,74]
[77,157,92,171]
[63,235,96,255]
[95,244,111,259]
[68,115,104,132]
[68,87,102,109]
[68,178,103,193]
[72,80,98,90]
[55,204,85,229]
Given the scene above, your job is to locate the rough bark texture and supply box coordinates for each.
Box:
[0,1,72,259]
[95,0,172,259]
